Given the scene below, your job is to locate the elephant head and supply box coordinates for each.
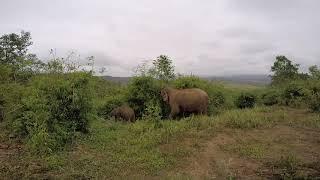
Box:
[160,87,172,103]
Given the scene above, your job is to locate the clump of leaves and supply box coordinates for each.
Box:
[307,81,320,112]
[14,73,93,154]
[282,82,309,107]
[98,95,126,119]
[261,89,281,106]
[126,76,162,118]
[235,92,256,109]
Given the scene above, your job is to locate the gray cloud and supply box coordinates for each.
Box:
[1,0,319,76]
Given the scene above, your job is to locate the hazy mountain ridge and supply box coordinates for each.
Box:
[204,74,271,85]
[101,74,271,85]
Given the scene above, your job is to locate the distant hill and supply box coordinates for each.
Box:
[204,74,271,85]
[101,76,131,84]
[101,74,271,85]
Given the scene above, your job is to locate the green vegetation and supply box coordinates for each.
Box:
[20,73,93,154]
[261,88,281,106]
[1,31,320,179]
[235,92,256,109]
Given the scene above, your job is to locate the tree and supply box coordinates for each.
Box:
[0,31,44,81]
[309,65,320,80]
[149,55,175,82]
[271,55,300,85]
[0,31,32,65]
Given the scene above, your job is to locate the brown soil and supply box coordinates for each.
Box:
[167,125,320,179]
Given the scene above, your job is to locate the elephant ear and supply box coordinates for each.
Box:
[161,89,170,103]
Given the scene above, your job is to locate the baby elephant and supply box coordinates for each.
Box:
[110,105,135,122]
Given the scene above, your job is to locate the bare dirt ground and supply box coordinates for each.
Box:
[168,125,320,179]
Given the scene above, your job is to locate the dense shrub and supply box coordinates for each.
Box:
[98,95,126,119]
[0,95,4,121]
[173,76,226,115]
[0,65,13,83]
[13,72,93,154]
[235,92,256,109]
[207,88,226,115]
[142,100,162,128]
[261,89,281,106]
[282,82,308,107]
[309,93,320,112]
[0,83,26,130]
[173,76,208,89]
[307,80,320,112]
[90,77,125,100]
[126,76,162,118]
[91,77,128,118]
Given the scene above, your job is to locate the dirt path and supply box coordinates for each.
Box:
[168,133,262,179]
[0,142,24,176]
[167,125,320,179]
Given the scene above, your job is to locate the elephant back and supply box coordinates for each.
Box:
[172,88,208,107]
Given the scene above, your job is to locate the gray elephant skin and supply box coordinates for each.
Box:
[110,105,136,122]
[161,87,209,119]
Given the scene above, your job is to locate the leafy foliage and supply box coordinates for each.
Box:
[271,56,301,85]
[98,95,126,119]
[282,81,308,107]
[149,55,175,82]
[126,76,162,118]
[309,65,320,80]
[13,73,93,154]
[235,92,256,109]
[173,75,207,89]
[261,89,281,106]
[0,31,44,82]
[307,80,320,112]
[142,100,163,128]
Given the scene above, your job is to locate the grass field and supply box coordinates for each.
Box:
[1,106,319,179]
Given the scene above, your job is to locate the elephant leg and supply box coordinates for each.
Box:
[169,105,179,119]
[199,105,207,115]
[203,108,208,115]
[198,109,205,116]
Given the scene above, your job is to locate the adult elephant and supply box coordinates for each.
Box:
[160,87,209,119]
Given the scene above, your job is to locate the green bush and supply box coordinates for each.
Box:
[98,95,126,119]
[261,89,281,106]
[235,92,256,109]
[14,72,93,154]
[309,93,320,112]
[282,82,308,107]
[0,83,26,133]
[307,81,320,112]
[0,65,13,83]
[207,87,226,115]
[126,76,162,118]
[173,75,208,89]
[0,95,4,121]
[142,100,163,128]
[173,76,226,115]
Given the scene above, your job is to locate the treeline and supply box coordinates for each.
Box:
[262,55,320,111]
[0,31,319,154]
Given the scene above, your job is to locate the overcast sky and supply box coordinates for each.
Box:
[1,0,319,76]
